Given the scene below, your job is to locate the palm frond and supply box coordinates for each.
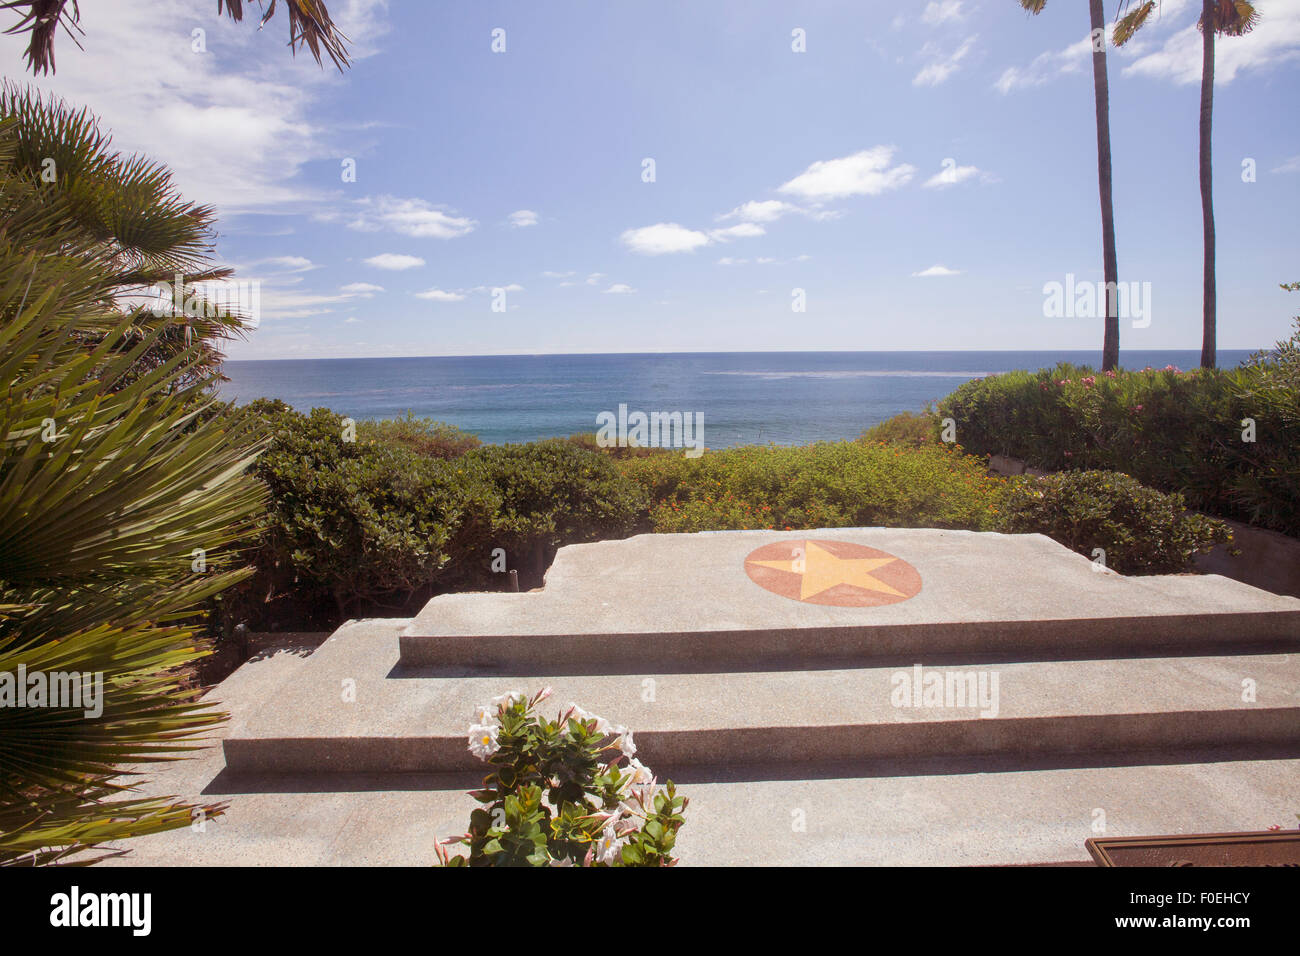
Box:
[0,108,265,866]
[1113,1,1157,46]
[4,0,350,75]
[218,0,351,71]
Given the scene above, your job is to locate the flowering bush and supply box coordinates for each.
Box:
[937,351,1300,537]
[438,689,688,867]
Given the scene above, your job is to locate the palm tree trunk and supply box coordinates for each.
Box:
[1089,0,1121,371]
[1199,0,1217,369]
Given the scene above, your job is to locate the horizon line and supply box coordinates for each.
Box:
[222,345,1268,363]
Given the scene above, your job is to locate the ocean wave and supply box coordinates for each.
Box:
[700,370,1001,380]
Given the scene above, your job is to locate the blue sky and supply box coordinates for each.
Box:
[7,0,1300,357]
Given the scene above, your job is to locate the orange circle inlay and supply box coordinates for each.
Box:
[743,539,922,607]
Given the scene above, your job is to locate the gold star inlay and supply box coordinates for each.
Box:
[748,540,905,601]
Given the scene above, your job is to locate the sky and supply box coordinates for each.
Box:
[3,0,1299,358]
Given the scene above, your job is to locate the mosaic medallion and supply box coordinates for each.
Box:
[743,539,923,607]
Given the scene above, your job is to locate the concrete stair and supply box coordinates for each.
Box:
[129,530,1300,865]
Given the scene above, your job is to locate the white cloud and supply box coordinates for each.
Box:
[603,283,636,294]
[717,257,748,266]
[585,273,605,285]
[914,35,977,87]
[344,317,361,324]
[778,147,916,201]
[620,223,712,255]
[364,253,425,271]
[260,255,316,272]
[343,196,476,239]
[0,0,392,216]
[252,275,387,320]
[414,288,466,302]
[508,209,539,228]
[718,199,801,223]
[912,264,962,277]
[922,162,985,188]
[1123,2,1300,85]
[1274,155,1300,174]
[921,1,965,26]
[542,270,576,278]
[995,35,1094,94]
[708,222,766,241]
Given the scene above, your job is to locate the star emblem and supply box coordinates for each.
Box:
[743,539,922,607]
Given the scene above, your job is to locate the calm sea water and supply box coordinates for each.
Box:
[219,350,1254,448]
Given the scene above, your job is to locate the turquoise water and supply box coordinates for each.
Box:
[219,350,1254,448]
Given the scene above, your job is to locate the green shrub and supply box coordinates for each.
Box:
[997,470,1232,574]
[440,689,687,867]
[564,431,669,459]
[937,360,1298,536]
[231,415,647,619]
[238,400,499,617]
[356,413,480,459]
[859,409,941,447]
[620,441,1005,534]
[1229,314,1300,533]
[467,440,648,579]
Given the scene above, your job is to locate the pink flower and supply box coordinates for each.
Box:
[1105,369,1117,378]
[1081,376,1095,387]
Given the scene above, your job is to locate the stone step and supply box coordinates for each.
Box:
[221,621,1300,775]
[103,753,1300,866]
[399,530,1300,672]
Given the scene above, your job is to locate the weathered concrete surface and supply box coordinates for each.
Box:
[402,530,1300,670]
[100,632,1300,867]
[222,616,1300,774]
[92,532,1300,866]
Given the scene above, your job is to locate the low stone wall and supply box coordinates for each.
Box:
[1194,519,1300,598]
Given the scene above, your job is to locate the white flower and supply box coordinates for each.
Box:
[567,703,612,734]
[470,703,499,727]
[467,723,500,760]
[489,690,525,712]
[623,757,653,787]
[595,821,627,865]
[616,730,637,758]
[618,758,657,812]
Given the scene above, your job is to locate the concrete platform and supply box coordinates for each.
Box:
[93,530,1300,866]
[222,617,1300,774]
[401,530,1300,670]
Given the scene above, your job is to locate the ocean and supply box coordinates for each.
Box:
[219,350,1256,448]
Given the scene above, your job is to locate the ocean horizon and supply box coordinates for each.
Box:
[220,349,1257,448]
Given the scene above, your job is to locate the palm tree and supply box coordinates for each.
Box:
[1018,1,1121,371]
[0,100,267,864]
[1114,1,1259,369]
[4,0,351,75]
[0,83,247,388]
